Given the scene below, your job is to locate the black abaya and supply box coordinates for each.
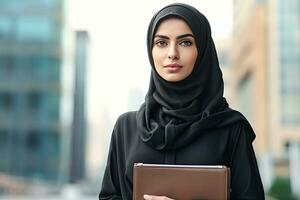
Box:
[99,3,265,200]
[99,112,265,200]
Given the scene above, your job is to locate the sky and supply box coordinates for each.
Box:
[66,0,234,173]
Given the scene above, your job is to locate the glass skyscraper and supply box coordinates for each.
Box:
[278,0,300,126]
[0,0,66,182]
[69,31,88,183]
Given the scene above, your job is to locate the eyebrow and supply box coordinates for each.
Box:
[154,33,194,40]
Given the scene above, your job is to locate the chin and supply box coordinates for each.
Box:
[163,75,184,82]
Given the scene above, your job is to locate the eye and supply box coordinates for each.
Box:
[155,40,168,47]
[179,40,192,47]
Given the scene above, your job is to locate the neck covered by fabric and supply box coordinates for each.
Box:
[136,3,255,151]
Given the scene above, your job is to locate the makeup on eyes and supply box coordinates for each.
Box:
[154,37,194,47]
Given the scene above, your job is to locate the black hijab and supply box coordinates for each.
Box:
[136,3,255,150]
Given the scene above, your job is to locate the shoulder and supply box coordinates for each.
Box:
[228,120,256,143]
[221,107,256,142]
[112,111,138,138]
[115,111,137,127]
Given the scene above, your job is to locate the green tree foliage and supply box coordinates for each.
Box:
[268,177,298,200]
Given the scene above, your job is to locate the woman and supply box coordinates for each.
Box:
[99,3,265,200]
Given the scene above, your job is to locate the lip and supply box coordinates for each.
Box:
[164,63,182,73]
[164,63,182,68]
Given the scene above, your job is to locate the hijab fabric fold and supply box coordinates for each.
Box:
[136,3,255,151]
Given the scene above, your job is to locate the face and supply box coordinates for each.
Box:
[152,18,198,82]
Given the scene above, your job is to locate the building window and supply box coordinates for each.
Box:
[239,74,253,122]
[47,131,60,156]
[0,130,8,147]
[16,16,53,43]
[26,131,40,151]
[28,92,42,112]
[282,94,300,125]
[0,92,13,111]
[0,17,12,41]
[0,55,14,77]
[0,129,9,172]
[279,0,300,126]
[47,93,59,120]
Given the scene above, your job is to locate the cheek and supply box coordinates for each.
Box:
[182,50,197,65]
[188,49,198,66]
[152,49,164,66]
[191,51,198,65]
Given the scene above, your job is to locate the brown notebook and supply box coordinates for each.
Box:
[133,163,230,200]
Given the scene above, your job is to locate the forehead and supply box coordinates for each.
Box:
[155,18,193,35]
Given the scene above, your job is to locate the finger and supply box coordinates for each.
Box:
[144,194,156,200]
[144,194,152,200]
[144,194,174,200]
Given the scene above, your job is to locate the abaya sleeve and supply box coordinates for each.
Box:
[99,129,122,200]
[229,123,265,200]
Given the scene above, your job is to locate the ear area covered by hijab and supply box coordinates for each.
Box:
[136,3,255,151]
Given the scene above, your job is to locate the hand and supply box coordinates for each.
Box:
[144,194,174,200]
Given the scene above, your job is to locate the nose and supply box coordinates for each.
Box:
[167,43,179,60]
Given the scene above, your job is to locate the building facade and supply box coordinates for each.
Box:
[69,31,88,183]
[232,0,268,158]
[266,0,300,158]
[232,0,300,193]
[0,0,73,185]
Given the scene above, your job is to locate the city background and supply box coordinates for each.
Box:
[0,0,299,200]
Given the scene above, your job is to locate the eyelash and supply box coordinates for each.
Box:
[155,40,167,47]
[155,40,193,47]
[180,40,192,47]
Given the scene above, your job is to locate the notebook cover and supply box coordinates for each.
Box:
[133,163,230,200]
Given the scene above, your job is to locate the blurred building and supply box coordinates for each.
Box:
[232,0,268,155]
[268,0,300,196]
[69,31,89,183]
[215,39,235,107]
[268,0,300,154]
[0,0,74,189]
[232,0,300,193]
